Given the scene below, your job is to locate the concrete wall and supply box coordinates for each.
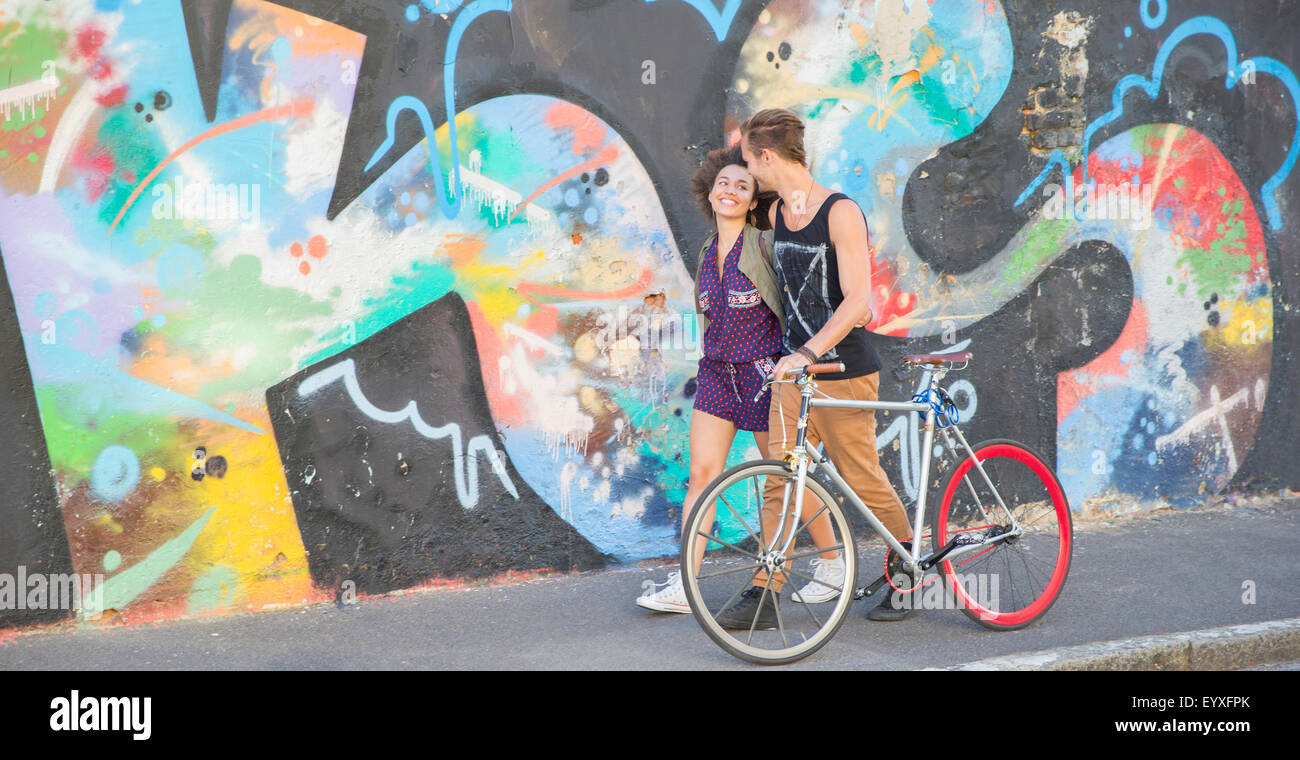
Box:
[0,0,1295,627]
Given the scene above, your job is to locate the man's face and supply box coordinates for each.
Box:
[740,134,772,186]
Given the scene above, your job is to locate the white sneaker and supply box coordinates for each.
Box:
[792,556,844,603]
[636,571,690,613]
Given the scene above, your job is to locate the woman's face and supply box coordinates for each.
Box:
[709,164,758,221]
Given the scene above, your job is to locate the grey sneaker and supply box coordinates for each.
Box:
[715,586,779,630]
[866,573,916,621]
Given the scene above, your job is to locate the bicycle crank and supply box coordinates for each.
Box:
[924,524,1016,569]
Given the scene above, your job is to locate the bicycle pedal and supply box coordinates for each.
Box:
[855,574,889,600]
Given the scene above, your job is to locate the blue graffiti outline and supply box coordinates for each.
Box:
[1139,0,1166,29]
[363,0,513,220]
[642,0,742,42]
[1015,16,1299,231]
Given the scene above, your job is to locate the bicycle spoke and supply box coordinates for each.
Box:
[770,585,789,648]
[746,581,777,645]
[1017,508,1060,530]
[1008,548,1043,599]
[790,500,832,541]
[1003,549,1017,612]
[717,493,761,547]
[696,563,764,580]
[781,565,842,594]
[695,530,761,561]
[793,586,826,628]
[1013,544,1051,592]
[711,567,762,619]
[1011,544,1061,573]
[685,462,862,663]
[785,544,846,563]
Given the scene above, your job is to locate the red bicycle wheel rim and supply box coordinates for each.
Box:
[936,443,1070,626]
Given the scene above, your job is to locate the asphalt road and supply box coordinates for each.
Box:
[2,498,1297,670]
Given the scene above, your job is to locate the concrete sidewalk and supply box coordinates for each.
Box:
[1,496,1297,670]
[939,617,1300,670]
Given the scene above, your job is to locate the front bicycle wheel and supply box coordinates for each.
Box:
[681,460,857,665]
[933,440,1071,630]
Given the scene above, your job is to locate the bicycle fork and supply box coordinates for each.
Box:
[763,379,817,572]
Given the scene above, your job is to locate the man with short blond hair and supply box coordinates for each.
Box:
[715,108,915,628]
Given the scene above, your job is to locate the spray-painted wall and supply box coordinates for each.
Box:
[1,0,1295,627]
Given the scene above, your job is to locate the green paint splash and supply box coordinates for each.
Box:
[0,18,66,132]
[1176,197,1251,300]
[156,254,333,399]
[33,386,177,489]
[1003,217,1071,289]
[80,507,216,619]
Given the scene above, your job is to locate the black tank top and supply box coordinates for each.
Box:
[772,192,882,379]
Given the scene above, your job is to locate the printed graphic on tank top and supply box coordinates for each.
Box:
[772,192,882,378]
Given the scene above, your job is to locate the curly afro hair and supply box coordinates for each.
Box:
[689,145,776,229]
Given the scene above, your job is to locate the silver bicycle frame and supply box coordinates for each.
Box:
[769,367,1019,574]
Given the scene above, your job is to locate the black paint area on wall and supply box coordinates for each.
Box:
[266,292,607,595]
[0,247,76,627]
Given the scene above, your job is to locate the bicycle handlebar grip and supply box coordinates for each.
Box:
[782,362,846,378]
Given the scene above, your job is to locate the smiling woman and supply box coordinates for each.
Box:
[637,145,833,614]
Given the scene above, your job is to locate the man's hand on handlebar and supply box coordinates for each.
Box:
[755,358,848,401]
[769,352,812,385]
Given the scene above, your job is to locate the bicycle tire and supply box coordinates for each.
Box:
[681,459,857,664]
[932,439,1072,631]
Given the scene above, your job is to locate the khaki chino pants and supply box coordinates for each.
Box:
[755,371,912,592]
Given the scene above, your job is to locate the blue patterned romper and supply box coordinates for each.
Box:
[693,230,784,432]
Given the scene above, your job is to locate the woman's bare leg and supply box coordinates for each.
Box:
[682,410,739,573]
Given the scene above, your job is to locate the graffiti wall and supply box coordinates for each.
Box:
[0,0,1295,626]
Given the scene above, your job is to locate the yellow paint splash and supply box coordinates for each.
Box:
[174,413,313,611]
[1208,296,1273,349]
[918,45,944,74]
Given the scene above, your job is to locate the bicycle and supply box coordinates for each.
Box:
[678,351,1073,664]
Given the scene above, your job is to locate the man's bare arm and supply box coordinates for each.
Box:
[801,199,872,358]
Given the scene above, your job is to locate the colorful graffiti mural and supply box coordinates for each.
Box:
[0,0,1296,627]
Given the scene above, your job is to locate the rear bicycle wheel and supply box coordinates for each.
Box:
[932,440,1071,630]
[681,460,857,664]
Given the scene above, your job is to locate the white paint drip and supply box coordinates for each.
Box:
[543,428,589,461]
[0,74,59,122]
[457,164,559,234]
[559,460,578,522]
